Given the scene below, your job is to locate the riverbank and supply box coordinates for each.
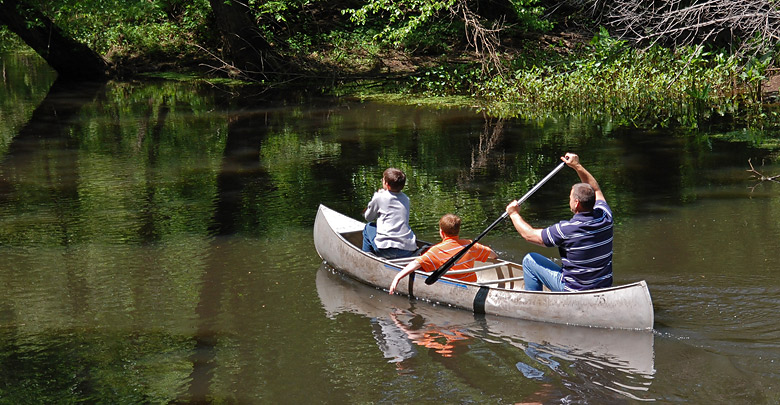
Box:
[5,21,779,146]
[327,37,780,136]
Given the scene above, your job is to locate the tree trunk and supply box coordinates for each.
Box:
[0,0,107,80]
[207,0,284,77]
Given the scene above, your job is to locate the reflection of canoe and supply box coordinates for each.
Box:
[313,204,654,330]
[315,266,655,376]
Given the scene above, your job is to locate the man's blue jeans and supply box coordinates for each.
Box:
[522,252,566,292]
[362,222,416,259]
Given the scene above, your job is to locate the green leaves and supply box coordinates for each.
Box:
[388,27,771,130]
[35,0,211,56]
[344,0,457,47]
[343,0,550,49]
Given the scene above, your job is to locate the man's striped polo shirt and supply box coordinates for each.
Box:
[541,200,614,291]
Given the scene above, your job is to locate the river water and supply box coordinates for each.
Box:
[1,52,778,403]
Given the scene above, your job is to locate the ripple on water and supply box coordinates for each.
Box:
[651,274,780,388]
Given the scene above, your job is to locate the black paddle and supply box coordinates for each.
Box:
[424,161,566,285]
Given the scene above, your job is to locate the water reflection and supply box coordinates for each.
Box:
[315,265,656,401]
[385,310,472,359]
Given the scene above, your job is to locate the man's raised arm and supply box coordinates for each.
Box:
[562,153,605,202]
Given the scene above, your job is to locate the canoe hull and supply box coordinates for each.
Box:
[313,204,654,330]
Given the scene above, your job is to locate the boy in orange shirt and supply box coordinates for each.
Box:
[389,214,497,294]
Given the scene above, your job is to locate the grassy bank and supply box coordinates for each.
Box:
[338,29,778,138]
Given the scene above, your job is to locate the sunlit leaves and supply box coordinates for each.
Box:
[34,0,212,56]
[344,0,457,47]
[393,28,769,130]
[344,0,551,48]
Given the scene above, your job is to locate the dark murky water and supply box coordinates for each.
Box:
[1,52,778,403]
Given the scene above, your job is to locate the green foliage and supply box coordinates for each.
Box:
[507,0,553,31]
[386,27,774,131]
[249,0,322,50]
[740,53,773,97]
[344,0,458,47]
[40,0,213,58]
[0,26,25,51]
[287,28,387,74]
[399,19,461,54]
[584,26,629,67]
[249,0,317,23]
[343,0,550,51]
[409,64,482,95]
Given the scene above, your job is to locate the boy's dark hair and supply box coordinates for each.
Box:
[383,168,406,192]
[572,183,596,211]
[439,214,461,237]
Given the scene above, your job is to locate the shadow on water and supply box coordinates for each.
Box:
[0,78,105,184]
[183,109,277,403]
[315,265,657,402]
[0,78,105,324]
[6,79,103,144]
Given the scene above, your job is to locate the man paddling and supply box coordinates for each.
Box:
[505,153,613,291]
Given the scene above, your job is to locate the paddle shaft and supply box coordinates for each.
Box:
[424,161,566,285]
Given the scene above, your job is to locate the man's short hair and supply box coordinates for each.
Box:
[383,168,406,192]
[439,214,461,237]
[572,183,596,211]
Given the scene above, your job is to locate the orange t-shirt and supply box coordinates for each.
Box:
[414,237,493,283]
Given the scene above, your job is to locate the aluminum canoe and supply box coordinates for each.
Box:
[313,204,654,330]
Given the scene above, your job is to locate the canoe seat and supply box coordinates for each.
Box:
[384,259,527,290]
[473,260,525,290]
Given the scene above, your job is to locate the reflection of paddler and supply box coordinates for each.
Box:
[389,214,497,293]
[390,311,471,358]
